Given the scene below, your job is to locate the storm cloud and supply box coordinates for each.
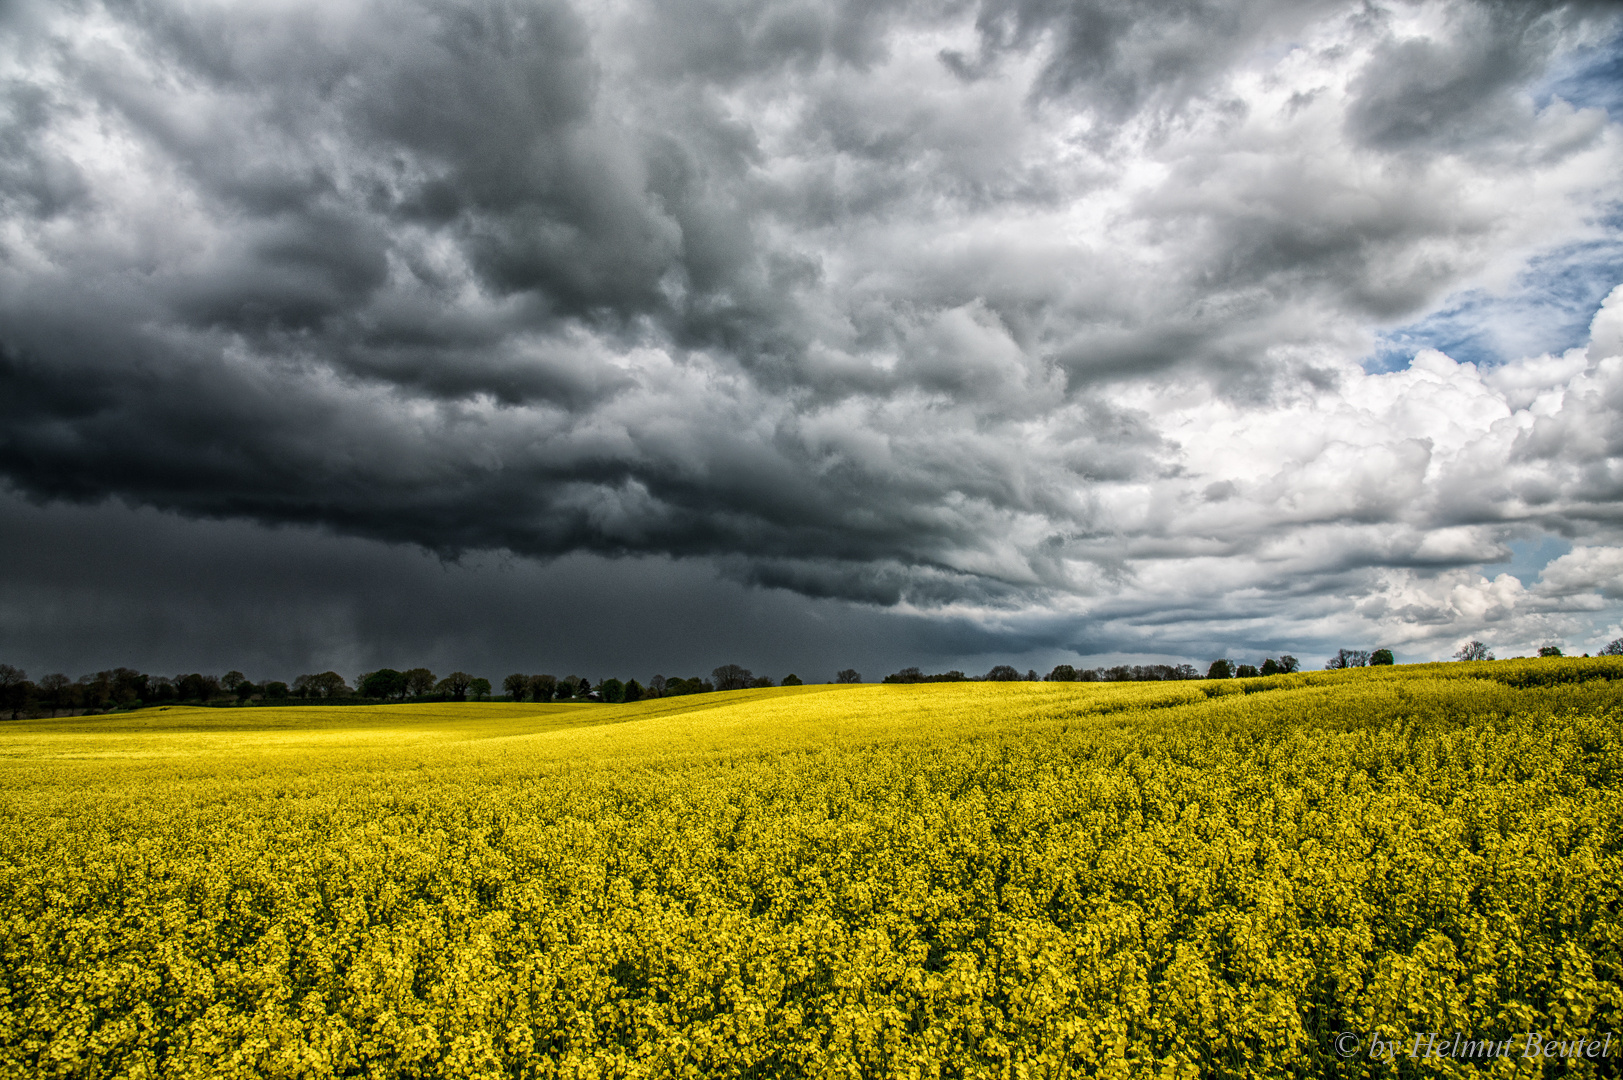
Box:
[3,0,1623,675]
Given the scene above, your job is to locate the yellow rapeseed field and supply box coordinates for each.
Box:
[1,661,1620,1078]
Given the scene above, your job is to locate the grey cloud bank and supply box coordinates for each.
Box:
[3,0,1623,676]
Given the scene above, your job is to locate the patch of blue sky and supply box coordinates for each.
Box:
[1478,534,1573,588]
[1367,204,1623,374]
[1534,23,1623,116]
[1366,29,1623,376]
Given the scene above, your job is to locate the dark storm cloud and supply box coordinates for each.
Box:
[2,0,1623,669]
[961,0,1344,115]
[1346,1,1575,151]
[0,488,1016,682]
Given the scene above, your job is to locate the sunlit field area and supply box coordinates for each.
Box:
[2,661,1621,1078]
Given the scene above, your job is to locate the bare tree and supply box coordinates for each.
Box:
[835,669,861,683]
[1454,640,1493,662]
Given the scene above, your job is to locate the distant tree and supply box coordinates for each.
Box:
[983,665,1019,682]
[598,678,625,703]
[1026,669,1039,681]
[781,674,803,686]
[294,672,347,698]
[1046,665,1079,682]
[557,676,585,699]
[70,672,103,710]
[469,677,491,701]
[222,671,246,694]
[109,668,148,705]
[437,672,473,701]
[1278,655,1300,673]
[1538,645,1564,658]
[262,681,289,699]
[235,679,258,702]
[1235,664,1259,678]
[1601,639,1623,656]
[177,672,221,702]
[623,679,643,702]
[1454,640,1493,662]
[38,673,70,717]
[1325,649,1370,670]
[0,666,26,720]
[1370,648,1395,666]
[397,665,431,698]
[884,667,924,684]
[149,677,177,703]
[403,668,436,698]
[503,673,529,701]
[529,674,557,702]
[750,675,774,688]
[646,674,668,697]
[1206,659,1233,679]
[1259,658,1281,676]
[360,669,407,699]
[835,669,862,683]
[712,665,754,692]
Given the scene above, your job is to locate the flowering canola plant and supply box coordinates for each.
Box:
[1,660,1620,1078]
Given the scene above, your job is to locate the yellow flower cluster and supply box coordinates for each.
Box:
[1,660,1620,1078]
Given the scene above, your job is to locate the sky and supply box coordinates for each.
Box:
[3,0,1623,685]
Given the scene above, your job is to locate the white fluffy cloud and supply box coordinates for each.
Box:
[1001,284,1623,658]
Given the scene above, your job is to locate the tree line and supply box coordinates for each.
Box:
[499,665,813,704]
[8,640,1623,720]
[0,662,831,720]
[886,661,1275,683]
[0,665,507,719]
[883,664,1209,683]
